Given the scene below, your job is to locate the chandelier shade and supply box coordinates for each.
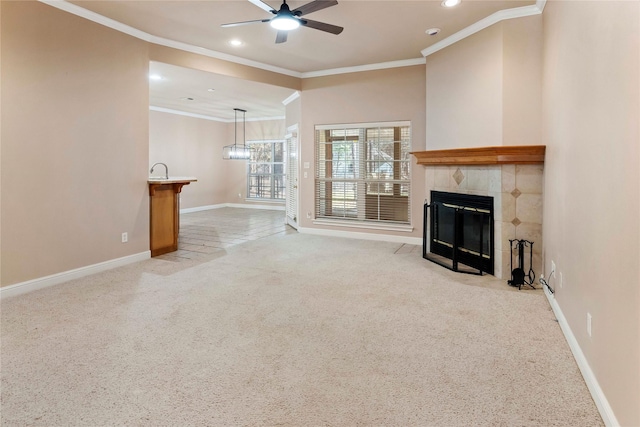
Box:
[223,108,251,160]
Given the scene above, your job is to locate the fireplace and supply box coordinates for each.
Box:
[424,191,494,275]
[411,145,545,279]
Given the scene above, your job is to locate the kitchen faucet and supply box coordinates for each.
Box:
[150,162,168,179]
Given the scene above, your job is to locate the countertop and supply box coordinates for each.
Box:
[147,176,198,184]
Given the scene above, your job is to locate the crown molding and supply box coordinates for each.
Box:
[150,36,301,78]
[150,106,227,122]
[300,58,426,79]
[244,115,286,122]
[38,0,302,78]
[282,91,300,106]
[149,106,284,122]
[41,0,545,78]
[421,1,546,58]
[536,0,547,13]
[38,0,426,78]
[40,0,154,42]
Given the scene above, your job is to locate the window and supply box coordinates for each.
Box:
[315,122,411,225]
[247,140,285,200]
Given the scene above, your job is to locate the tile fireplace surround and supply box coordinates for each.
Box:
[415,147,545,280]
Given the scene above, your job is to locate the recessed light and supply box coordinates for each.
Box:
[228,39,244,47]
[207,88,216,92]
[149,74,163,81]
[426,28,441,36]
[441,0,461,7]
[181,97,195,101]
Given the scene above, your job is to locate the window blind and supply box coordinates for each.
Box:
[315,122,411,225]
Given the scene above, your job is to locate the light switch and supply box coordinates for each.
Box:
[304,171,308,178]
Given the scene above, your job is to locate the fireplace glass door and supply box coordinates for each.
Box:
[427,191,494,275]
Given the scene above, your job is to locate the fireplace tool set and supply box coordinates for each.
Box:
[507,239,535,290]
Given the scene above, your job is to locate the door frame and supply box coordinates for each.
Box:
[285,124,300,229]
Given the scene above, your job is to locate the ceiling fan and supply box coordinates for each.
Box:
[221,0,343,44]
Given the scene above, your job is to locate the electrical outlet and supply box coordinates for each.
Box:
[587,313,592,337]
[121,232,128,243]
[551,260,556,277]
[238,193,242,199]
[306,211,311,219]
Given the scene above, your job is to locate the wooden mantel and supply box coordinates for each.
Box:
[411,145,546,166]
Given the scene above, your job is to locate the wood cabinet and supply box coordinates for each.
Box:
[148,178,196,257]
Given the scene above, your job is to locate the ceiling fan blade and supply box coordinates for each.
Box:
[292,0,338,17]
[248,0,276,13]
[275,30,288,44]
[221,18,271,28]
[300,18,343,35]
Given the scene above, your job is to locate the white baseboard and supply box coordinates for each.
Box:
[181,203,285,214]
[224,203,286,211]
[297,225,423,245]
[0,251,151,299]
[543,287,619,427]
[180,204,227,214]
[313,218,414,233]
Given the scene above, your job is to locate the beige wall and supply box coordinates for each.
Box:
[5,4,637,423]
[426,16,543,149]
[541,1,639,425]
[147,45,291,210]
[424,6,639,423]
[423,16,545,279]
[426,23,503,149]
[149,44,301,91]
[149,111,286,208]
[0,0,3,283]
[300,66,427,238]
[1,1,150,286]
[503,17,543,147]
[149,110,229,208]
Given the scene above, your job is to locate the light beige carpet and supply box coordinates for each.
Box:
[1,233,602,426]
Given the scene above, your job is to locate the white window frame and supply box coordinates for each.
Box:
[314,121,412,231]
[246,139,286,201]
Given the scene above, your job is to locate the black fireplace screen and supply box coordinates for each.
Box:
[424,191,494,275]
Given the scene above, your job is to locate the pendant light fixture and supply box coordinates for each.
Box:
[223,108,251,160]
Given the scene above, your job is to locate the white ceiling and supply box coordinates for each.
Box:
[59,0,537,121]
[149,61,294,121]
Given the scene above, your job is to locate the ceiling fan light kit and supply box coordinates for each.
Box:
[222,0,343,44]
[270,16,300,31]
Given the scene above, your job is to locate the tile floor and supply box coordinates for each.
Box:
[155,207,295,262]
